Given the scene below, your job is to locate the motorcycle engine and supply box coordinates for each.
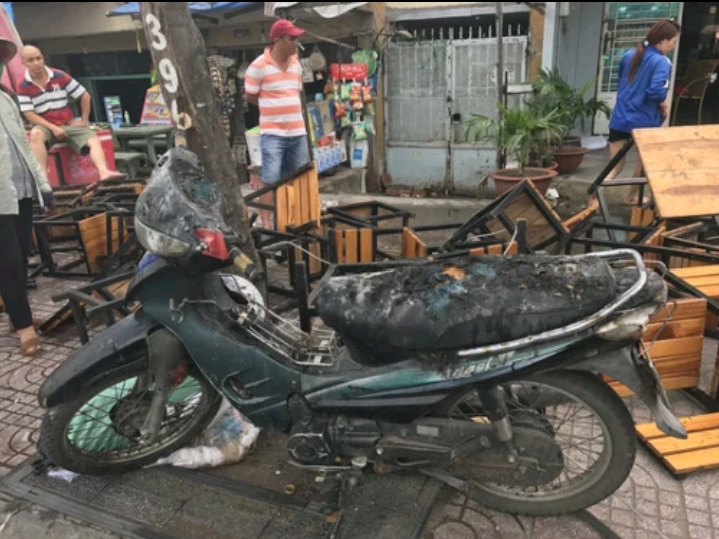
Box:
[286,420,334,465]
[285,395,382,466]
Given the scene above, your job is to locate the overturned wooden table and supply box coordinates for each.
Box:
[630,125,719,476]
[633,124,719,219]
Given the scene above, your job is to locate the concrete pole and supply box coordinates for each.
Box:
[542,2,558,72]
[496,1,504,170]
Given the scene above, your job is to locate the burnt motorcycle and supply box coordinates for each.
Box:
[37,147,686,516]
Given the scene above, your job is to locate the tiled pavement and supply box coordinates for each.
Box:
[0,275,83,479]
[3,269,719,538]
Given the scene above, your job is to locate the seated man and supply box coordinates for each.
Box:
[17,45,125,182]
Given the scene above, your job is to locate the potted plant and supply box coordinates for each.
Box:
[464,102,564,196]
[528,69,612,173]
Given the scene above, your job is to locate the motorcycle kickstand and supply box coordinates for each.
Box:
[327,468,363,539]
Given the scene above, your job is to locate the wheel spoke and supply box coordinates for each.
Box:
[448,379,613,503]
[65,372,213,461]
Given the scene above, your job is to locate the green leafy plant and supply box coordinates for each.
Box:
[528,68,612,141]
[464,102,565,175]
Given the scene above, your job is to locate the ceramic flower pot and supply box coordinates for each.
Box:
[488,167,558,196]
[552,146,590,174]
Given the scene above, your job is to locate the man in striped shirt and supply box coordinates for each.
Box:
[244,19,310,227]
[17,45,125,182]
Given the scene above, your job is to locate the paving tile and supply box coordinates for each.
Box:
[659,519,689,538]
[683,494,709,511]
[688,525,714,539]
[687,509,711,527]
[431,521,482,539]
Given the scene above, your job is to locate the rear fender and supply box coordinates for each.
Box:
[38,310,159,409]
[571,346,687,439]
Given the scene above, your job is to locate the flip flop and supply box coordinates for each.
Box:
[101,171,128,181]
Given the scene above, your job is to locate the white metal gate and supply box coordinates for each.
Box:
[384,28,528,192]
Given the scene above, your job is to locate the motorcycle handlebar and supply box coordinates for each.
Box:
[230,248,264,284]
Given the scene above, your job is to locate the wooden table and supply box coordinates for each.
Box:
[633,124,719,219]
[113,125,174,165]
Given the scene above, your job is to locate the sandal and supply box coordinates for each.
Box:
[20,334,41,357]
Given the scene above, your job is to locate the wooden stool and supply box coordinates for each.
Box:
[669,265,719,331]
[637,413,719,476]
[606,297,706,396]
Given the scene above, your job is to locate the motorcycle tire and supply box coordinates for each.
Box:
[39,358,221,476]
[445,370,636,516]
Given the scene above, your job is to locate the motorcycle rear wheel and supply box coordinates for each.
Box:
[442,370,636,516]
[39,355,221,476]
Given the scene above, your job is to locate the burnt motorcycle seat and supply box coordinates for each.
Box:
[313,254,618,367]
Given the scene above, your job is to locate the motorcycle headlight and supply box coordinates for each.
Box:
[135,218,191,257]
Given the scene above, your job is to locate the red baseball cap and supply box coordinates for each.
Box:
[269,19,305,41]
[0,37,17,64]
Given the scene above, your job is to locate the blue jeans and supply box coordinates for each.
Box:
[260,134,310,185]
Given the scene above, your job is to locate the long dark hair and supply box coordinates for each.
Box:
[0,82,21,110]
[628,19,681,83]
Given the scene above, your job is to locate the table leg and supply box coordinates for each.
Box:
[118,137,131,152]
[146,136,159,165]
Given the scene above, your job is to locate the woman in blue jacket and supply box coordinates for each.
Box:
[603,19,680,206]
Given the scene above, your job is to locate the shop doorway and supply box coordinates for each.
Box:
[670,2,719,125]
[91,76,153,125]
[594,2,684,135]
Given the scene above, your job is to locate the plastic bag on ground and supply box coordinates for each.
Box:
[149,399,261,469]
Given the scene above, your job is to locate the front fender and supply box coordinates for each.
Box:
[38,310,159,409]
[571,346,687,439]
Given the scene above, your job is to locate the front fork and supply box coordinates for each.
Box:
[478,386,519,461]
[140,329,187,443]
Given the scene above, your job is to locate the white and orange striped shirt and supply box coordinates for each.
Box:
[244,48,306,137]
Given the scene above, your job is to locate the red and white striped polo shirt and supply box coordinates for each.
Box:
[16,67,86,126]
[244,48,306,137]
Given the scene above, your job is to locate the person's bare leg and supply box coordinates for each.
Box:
[29,128,49,173]
[259,189,274,229]
[623,161,647,205]
[86,137,126,181]
[587,140,627,210]
[16,325,40,356]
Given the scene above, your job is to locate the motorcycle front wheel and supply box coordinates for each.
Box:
[442,370,636,516]
[39,354,221,476]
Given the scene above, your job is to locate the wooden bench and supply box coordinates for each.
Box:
[636,413,719,476]
[327,225,521,265]
[669,265,719,333]
[33,208,131,277]
[604,296,719,477]
[444,179,570,255]
[328,227,374,264]
[606,297,707,397]
[670,266,719,300]
[45,270,137,343]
